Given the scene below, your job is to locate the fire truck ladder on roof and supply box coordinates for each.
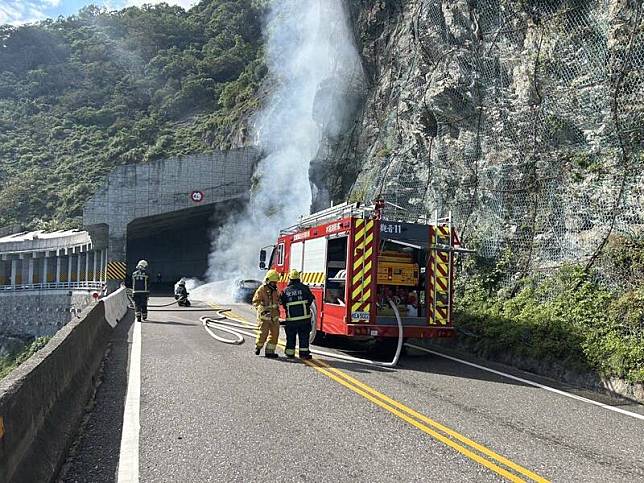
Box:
[280,202,375,235]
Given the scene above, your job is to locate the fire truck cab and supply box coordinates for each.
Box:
[259,201,462,341]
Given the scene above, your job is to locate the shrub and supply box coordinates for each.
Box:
[455,258,644,383]
[0,337,50,380]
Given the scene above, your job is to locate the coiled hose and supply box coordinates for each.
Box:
[201,299,404,368]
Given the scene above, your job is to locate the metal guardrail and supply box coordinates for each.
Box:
[0,281,104,292]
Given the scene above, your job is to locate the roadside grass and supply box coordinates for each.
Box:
[454,239,644,384]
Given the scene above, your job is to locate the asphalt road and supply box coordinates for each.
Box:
[59,297,644,482]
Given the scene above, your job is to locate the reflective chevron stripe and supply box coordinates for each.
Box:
[428,225,452,326]
[303,272,325,286]
[106,261,127,281]
[283,272,325,286]
[351,219,375,316]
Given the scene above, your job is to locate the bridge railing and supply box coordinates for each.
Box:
[0,281,104,292]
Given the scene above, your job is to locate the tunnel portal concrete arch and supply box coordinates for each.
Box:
[83,148,258,290]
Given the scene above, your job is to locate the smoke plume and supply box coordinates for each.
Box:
[202,0,363,294]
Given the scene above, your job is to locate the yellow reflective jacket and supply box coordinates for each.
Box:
[252,283,280,322]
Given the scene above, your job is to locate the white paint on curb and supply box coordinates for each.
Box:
[118,319,141,482]
[406,343,644,422]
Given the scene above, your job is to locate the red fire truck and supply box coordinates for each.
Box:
[258,201,465,342]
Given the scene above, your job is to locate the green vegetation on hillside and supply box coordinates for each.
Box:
[455,236,644,384]
[0,0,266,230]
[0,337,50,380]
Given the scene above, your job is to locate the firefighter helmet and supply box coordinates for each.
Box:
[265,269,280,283]
[178,279,186,286]
[136,260,148,269]
[289,269,301,280]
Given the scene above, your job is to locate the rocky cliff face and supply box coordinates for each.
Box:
[325,0,643,280]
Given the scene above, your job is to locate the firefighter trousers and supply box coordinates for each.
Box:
[284,320,310,357]
[132,293,149,320]
[256,319,280,354]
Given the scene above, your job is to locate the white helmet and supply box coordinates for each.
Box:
[136,260,148,269]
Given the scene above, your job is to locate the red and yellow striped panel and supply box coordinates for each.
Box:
[351,218,375,315]
[280,272,325,286]
[301,272,325,286]
[428,225,451,326]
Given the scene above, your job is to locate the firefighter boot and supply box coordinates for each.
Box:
[265,322,280,359]
[256,321,270,353]
[298,322,312,359]
[136,312,142,322]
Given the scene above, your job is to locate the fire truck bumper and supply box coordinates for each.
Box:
[347,324,455,339]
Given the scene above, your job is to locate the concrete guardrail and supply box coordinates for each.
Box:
[0,287,129,483]
[103,286,130,328]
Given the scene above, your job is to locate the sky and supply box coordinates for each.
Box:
[0,0,196,25]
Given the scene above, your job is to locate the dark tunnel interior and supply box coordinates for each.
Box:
[126,198,246,290]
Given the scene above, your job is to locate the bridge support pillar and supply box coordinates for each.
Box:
[56,254,62,283]
[10,259,17,287]
[67,252,73,283]
[28,256,34,285]
[76,250,81,285]
[85,249,90,282]
[20,255,29,286]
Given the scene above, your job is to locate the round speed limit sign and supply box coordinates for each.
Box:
[190,190,204,203]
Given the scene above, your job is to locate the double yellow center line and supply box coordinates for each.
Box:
[306,358,547,482]
[211,305,549,482]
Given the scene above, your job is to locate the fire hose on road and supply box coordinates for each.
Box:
[201,299,404,368]
[126,289,179,309]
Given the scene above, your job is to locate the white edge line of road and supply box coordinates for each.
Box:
[406,343,644,422]
[118,319,142,482]
[202,305,644,422]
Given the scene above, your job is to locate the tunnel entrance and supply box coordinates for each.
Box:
[126,198,245,291]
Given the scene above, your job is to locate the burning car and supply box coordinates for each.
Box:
[231,279,262,303]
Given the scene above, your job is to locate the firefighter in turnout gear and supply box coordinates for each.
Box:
[132,260,150,321]
[252,269,281,358]
[174,279,191,307]
[280,269,315,360]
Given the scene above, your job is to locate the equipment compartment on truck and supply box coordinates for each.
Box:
[258,201,466,342]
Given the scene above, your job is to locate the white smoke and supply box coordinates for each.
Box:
[204,0,363,294]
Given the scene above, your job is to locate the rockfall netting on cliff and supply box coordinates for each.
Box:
[347,0,643,288]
